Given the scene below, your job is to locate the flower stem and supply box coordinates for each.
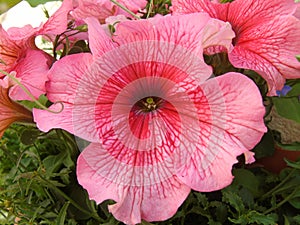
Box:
[0,69,64,114]
[110,0,140,19]
[263,188,298,215]
[146,0,154,19]
[260,169,296,199]
[38,175,104,222]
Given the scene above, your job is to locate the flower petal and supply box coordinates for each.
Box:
[85,17,118,58]
[33,102,99,142]
[0,25,33,72]
[171,0,300,95]
[112,13,234,56]
[0,84,32,138]
[77,143,191,224]
[33,53,100,141]
[172,0,297,20]
[177,72,266,191]
[33,103,74,133]
[46,53,93,103]
[229,15,300,95]
[38,0,73,35]
[9,49,53,100]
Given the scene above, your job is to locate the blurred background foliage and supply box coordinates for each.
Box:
[0,0,58,14]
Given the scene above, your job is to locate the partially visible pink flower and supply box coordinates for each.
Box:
[0,26,53,100]
[172,0,300,95]
[0,80,33,138]
[71,0,147,23]
[0,0,73,100]
[295,3,300,19]
[33,14,266,224]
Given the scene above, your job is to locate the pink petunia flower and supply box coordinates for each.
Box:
[0,78,33,138]
[171,0,300,95]
[33,14,266,224]
[0,0,73,100]
[71,0,147,23]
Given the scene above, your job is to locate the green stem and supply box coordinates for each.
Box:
[260,169,296,199]
[110,0,140,19]
[0,70,64,114]
[55,129,79,156]
[0,145,26,172]
[263,188,298,215]
[38,175,103,222]
[146,0,154,19]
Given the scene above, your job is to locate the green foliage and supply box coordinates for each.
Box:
[272,97,300,123]
[272,79,300,123]
[0,0,21,13]
[142,0,171,18]
[2,124,300,224]
[26,0,59,7]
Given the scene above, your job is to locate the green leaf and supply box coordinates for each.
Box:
[232,169,260,197]
[229,211,277,225]
[0,0,21,13]
[276,142,300,151]
[222,188,245,214]
[210,201,227,223]
[288,188,300,209]
[272,97,300,123]
[20,128,40,145]
[285,81,300,97]
[293,215,300,223]
[194,192,209,207]
[284,159,300,169]
[55,201,70,225]
[284,215,291,225]
[43,151,67,175]
[253,131,275,159]
[25,0,58,7]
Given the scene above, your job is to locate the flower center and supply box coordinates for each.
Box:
[135,96,163,112]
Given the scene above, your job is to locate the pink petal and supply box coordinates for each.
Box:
[72,0,146,22]
[171,0,218,17]
[172,0,297,20]
[38,0,73,35]
[117,0,147,13]
[177,72,266,191]
[171,0,300,95]
[85,17,118,58]
[202,73,266,150]
[33,53,100,142]
[6,25,36,41]
[72,0,117,23]
[85,13,234,59]
[9,49,53,101]
[112,13,234,56]
[77,143,191,224]
[229,15,300,95]
[244,151,256,164]
[46,53,93,103]
[33,103,74,133]
[33,102,99,142]
[295,3,300,19]
[0,25,34,72]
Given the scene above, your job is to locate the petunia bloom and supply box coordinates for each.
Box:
[33,14,266,224]
[171,0,300,95]
[0,78,33,138]
[0,0,73,100]
[71,0,147,23]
